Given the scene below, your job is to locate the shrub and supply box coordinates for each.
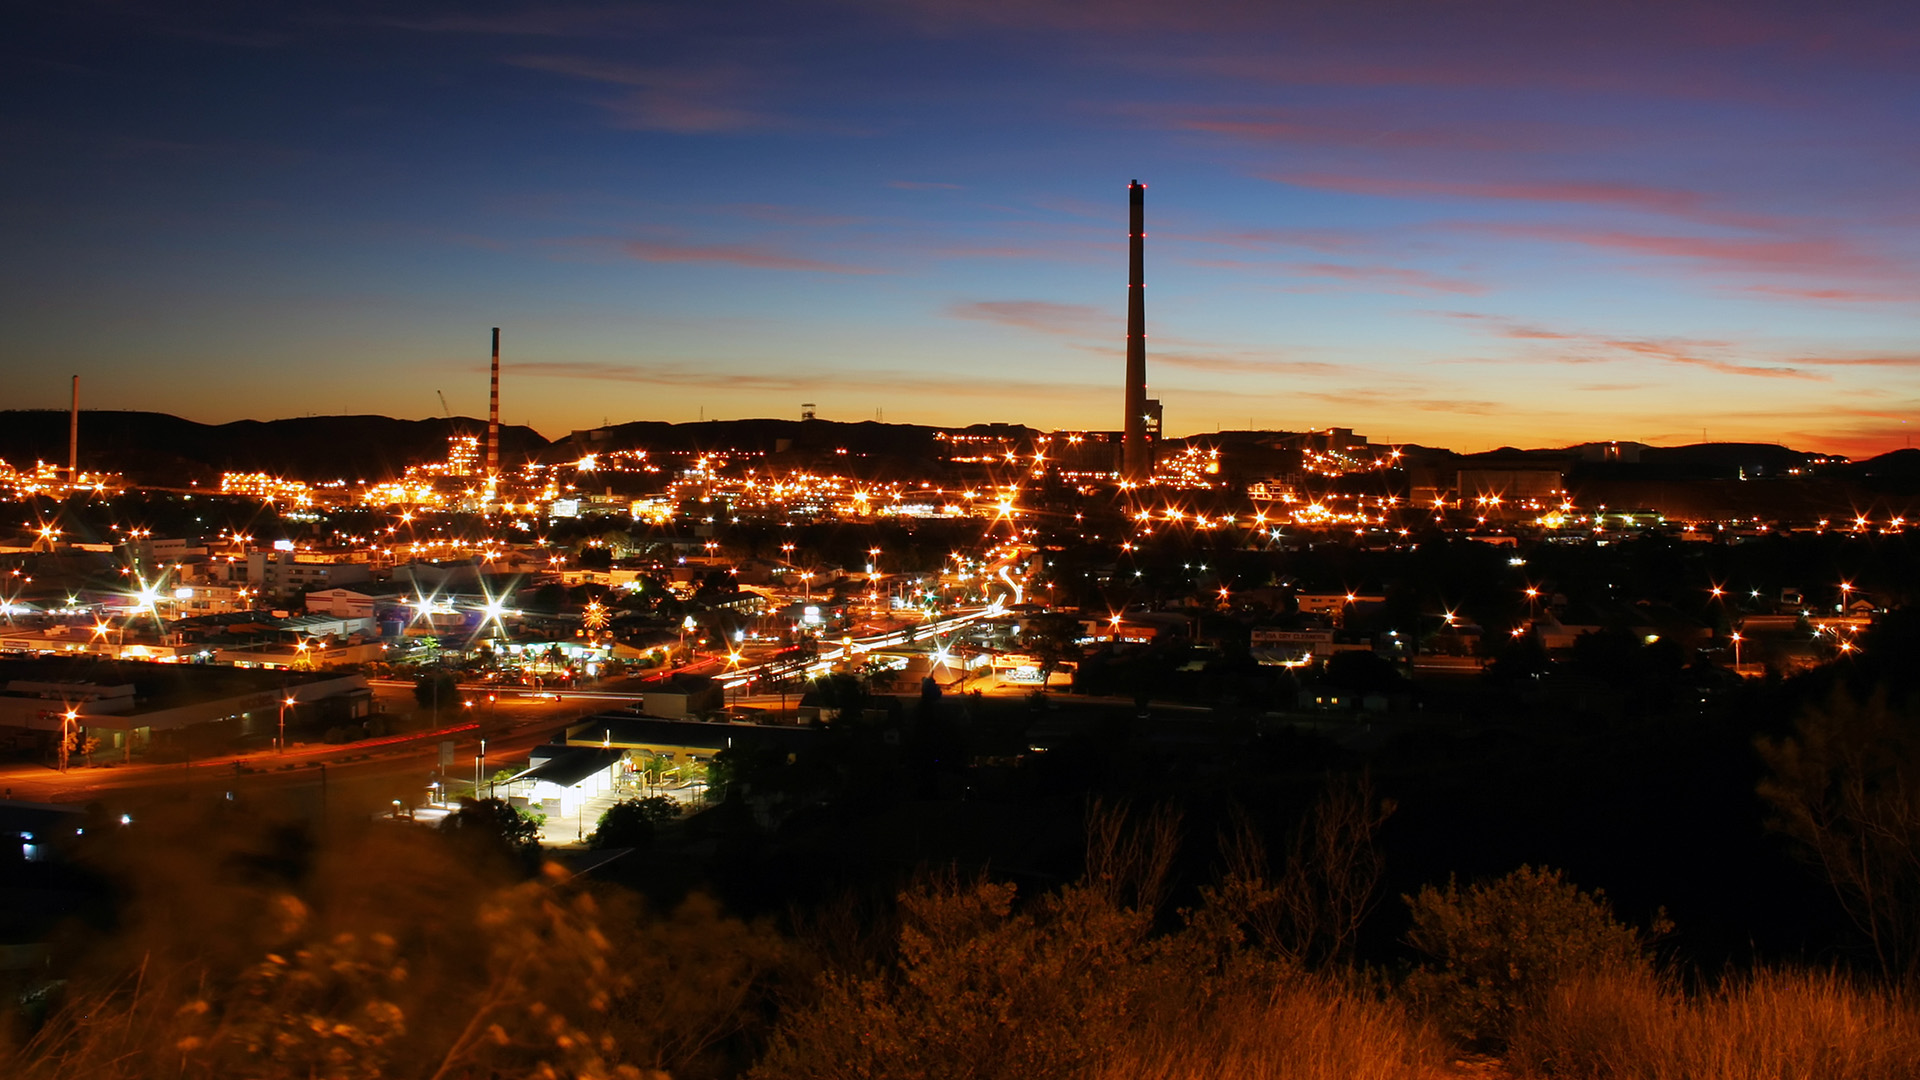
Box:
[1403,865,1660,1049]
[1092,979,1449,1080]
[1507,967,1920,1080]
[0,804,788,1080]
[437,797,542,868]
[752,876,1170,1079]
[588,796,681,849]
[1757,688,1920,981]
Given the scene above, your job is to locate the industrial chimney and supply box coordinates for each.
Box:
[1121,181,1150,482]
[68,375,79,483]
[487,328,501,476]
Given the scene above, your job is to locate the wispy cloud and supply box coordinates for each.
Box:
[889,180,963,190]
[373,8,659,38]
[720,203,866,227]
[1437,311,1824,380]
[1474,223,1898,280]
[1166,106,1528,152]
[1275,172,1758,226]
[1189,227,1373,255]
[1741,284,1919,304]
[1291,387,1507,415]
[513,360,1099,399]
[1177,255,1483,295]
[619,238,876,273]
[1153,351,1344,377]
[947,300,1106,335]
[514,362,811,392]
[1292,262,1485,295]
[509,54,771,133]
[1787,353,1920,368]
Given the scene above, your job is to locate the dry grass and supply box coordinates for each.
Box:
[1509,967,1920,1080]
[1094,977,1453,1080]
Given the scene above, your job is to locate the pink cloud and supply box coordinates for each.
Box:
[1438,312,1823,380]
[1741,284,1919,303]
[1189,226,1372,255]
[1292,262,1486,295]
[722,204,866,227]
[509,55,775,133]
[1163,107,1528,152]
[512,360,1098,399]
[948,300,1106,335]
[1153,351,1344,377]
[1277,172,1737,223]
[622,240,877,274]
[1787,354,1920,368]
[1477,223,1898,278]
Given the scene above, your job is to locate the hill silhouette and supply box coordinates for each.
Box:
[0,411,550,485]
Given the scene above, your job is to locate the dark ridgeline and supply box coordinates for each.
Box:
[0,411,552,485]
[1122,179,1150,482]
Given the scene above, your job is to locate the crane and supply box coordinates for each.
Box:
[437,390,452,418]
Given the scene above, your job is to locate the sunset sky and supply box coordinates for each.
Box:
[7,1,1919,455]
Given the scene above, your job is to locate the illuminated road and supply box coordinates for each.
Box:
[0,689,606,818]
[711,604,1001,690]
[0,606,1014,817]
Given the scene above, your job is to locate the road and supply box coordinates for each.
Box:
[0,605,1008,818]
[0,687,606,820]
[711,604,1000,689]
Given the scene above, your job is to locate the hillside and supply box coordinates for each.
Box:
[0,411,552,485]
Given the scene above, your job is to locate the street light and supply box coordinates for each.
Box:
[59,708,77,773]
[278,696,294,754]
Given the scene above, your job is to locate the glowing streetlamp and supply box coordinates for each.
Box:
[59,708,78,773]
[1730,632,1742,672]
[278,696,295,753]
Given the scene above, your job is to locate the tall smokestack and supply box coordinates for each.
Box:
[1122,180,1150,482]
[68,375,79,483]
[487,327,501,476]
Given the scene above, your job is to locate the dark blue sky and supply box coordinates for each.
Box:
[7,1,1919,454]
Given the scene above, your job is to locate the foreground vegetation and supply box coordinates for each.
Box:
[5,785,1917,1080]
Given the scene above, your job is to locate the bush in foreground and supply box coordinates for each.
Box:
[1508,967,1920,1080]
[0,803,789,1080]
[1403,865,1664,1049]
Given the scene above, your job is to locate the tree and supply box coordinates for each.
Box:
[752,873,1167,1080]
[808,672,868,720]
[1403,865,1660,1049]
[1196,772,1396,969]
[412,669,458,717]
[67,731,104,768]
[588,796,681,849]
[1019,612,1085,688]
[438,797,542,865]
[1757,687,1920,981]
